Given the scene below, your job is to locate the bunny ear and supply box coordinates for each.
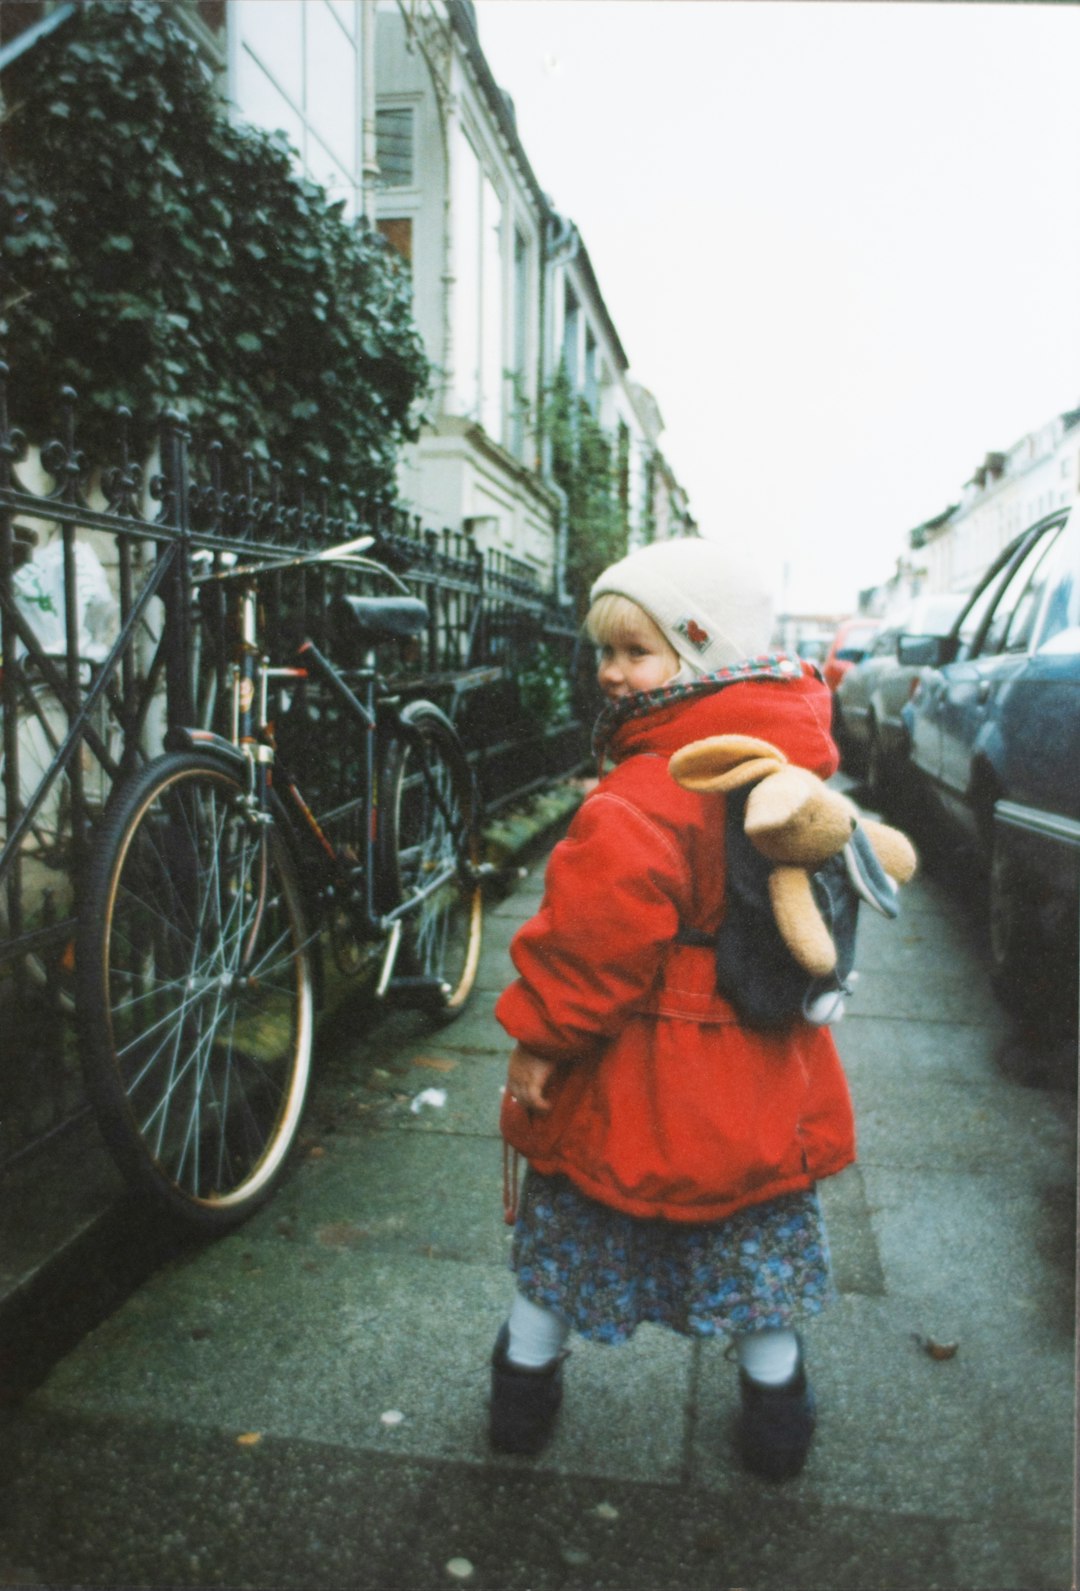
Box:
[669,735,787,793]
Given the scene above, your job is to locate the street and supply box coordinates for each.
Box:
[0,803,1076,1591]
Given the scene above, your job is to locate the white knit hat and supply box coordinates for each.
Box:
[590,538,774,674]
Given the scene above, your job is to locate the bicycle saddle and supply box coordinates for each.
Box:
[330,594,428,649]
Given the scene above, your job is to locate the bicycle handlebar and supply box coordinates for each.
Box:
[192,535,411,594]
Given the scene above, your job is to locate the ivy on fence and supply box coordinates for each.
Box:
[0,0,428,503]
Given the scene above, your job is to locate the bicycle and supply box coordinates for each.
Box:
[75,536,486,1231]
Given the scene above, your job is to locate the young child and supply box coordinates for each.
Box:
[490,537,854,1481]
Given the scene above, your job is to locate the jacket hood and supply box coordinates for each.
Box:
[607,659,838,779]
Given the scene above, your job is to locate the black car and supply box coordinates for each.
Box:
[900,504,1079,1022]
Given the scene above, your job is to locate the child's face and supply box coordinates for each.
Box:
[597,616,680,700]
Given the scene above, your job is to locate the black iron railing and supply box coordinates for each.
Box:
[0,368,592,1166]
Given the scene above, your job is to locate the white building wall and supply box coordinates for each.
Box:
[922,414,1080,594]
[372,3,556,578]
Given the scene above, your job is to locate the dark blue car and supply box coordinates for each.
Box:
[900,503,1079,1023]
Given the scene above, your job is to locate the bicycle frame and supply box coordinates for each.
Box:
[178,556,476,1003]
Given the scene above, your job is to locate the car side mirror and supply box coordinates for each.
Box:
[897,634,956,667]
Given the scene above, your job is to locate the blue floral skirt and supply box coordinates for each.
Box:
[511,1169,834,1344]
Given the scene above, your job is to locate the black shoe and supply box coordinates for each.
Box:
[489,1322,566,1455]
[736,1339,817,1481]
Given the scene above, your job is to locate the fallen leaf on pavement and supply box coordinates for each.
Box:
[591,1502,619,1520]
[913,1332,959,1360]
[414,1055,458,1073]
[926,1338,959,1360]
[445,1559,474,1582]
[235,1432,262,1446]
[380,1409,405,1427]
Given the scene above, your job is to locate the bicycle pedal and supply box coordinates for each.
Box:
[380,974,451,1006]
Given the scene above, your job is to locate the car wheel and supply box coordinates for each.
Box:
[987,833,1044,1022]
[865,719,889,807]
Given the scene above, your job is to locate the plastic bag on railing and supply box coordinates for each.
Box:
[12,539,118,668]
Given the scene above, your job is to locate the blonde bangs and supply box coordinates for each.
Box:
[586,593,668,649]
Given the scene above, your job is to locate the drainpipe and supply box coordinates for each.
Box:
[360,0,378,224]
[439,93,457,417]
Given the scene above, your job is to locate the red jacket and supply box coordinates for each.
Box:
[495,667,856,1224]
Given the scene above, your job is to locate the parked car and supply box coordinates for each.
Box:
[900,503,1080,1022]
[834,590,968,802]
[822,616,881,693]
[795,635,829,665]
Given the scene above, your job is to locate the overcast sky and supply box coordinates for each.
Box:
[474,0,1080,613]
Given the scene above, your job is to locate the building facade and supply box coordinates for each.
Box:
[2,0,694,593]
[912,407,1080,597]
[369,0,694,587]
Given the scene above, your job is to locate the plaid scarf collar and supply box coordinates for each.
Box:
[592,653,808,762]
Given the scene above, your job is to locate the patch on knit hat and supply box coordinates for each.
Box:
[675,615,712,654]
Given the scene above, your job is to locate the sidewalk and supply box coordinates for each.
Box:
[0,802,1076,1591]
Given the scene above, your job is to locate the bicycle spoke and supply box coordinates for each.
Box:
[81,755,313,1221]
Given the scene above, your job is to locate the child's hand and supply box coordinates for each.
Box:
[506,1043,557,1114]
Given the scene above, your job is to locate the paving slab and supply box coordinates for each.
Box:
[0,1405,973,1591]
[846,1066,1076,1180]
[31,1247,694,1487]
[817,1163,888,1297]
[240,1128,511,1264]
[694,1296,1073,1541]
[861,1163,1076,1337]
[837,1013,1030,1088]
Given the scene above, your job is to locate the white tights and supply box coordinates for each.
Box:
[506,1291,799,1383]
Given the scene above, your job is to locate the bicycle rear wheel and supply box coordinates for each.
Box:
[77,750,314,1230]
[378,701,483,1018]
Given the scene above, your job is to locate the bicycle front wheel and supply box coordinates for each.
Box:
[378,702,483,1018]
[77,751,314,1230]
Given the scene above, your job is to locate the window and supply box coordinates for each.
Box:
[232,0,360,217]
[1002,531,1062,654]
[480,175,503,440]
[617,422,630,519]
[451,131,505,442]
[563,286,580,388]
[584,332,598,415]
[509,228,529,459]
[955,551,1020,661]
[377,217,413,265]
[1034,518,1079,654]
[376,107,415,188]
[452,131,481,416]
[980,530,1059,656]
